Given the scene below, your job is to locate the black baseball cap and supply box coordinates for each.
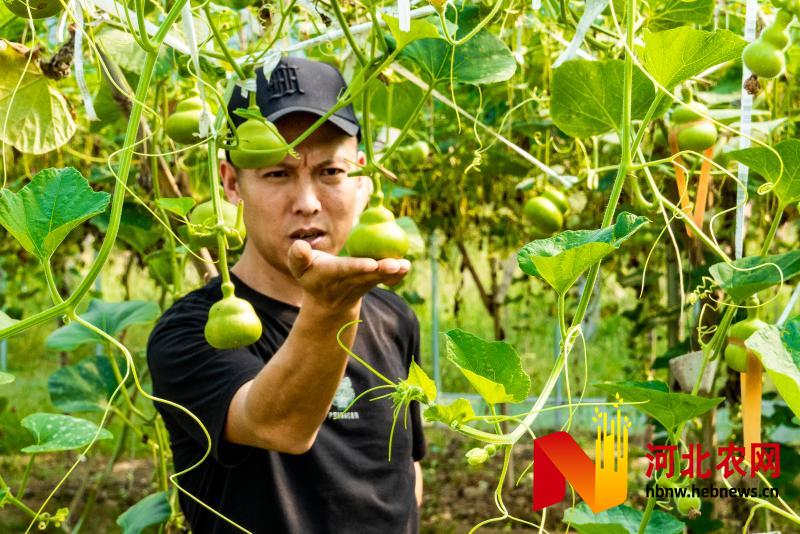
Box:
[226,56,361,142]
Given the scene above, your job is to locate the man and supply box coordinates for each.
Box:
[147,56,425,533]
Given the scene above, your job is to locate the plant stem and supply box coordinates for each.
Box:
[379,85,434,163]
[572,0,639,327]
[760,202,784,256]
[636,495,656,534]
[42,261,64,305]
[16,454,35,498]
[206,81,240,287]
[556,292,567,338]
[204,6,248,80]
[330,0,367,66]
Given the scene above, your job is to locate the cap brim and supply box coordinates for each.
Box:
[266,106,361,138]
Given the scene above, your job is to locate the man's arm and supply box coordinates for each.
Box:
[224,240,410,455]
[414,461,423,507]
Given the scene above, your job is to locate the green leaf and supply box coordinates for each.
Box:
[381,13,441,49]
[368,80,425,129]
[564,503,685,534]
[21,413,113,453]
[91,201,161,255]
[709,250,800,303]
[423,398,475,426]
[116,492,171,534]
[646,0,714,30]
[399,11,516,85]
[144,249,184,286]
[746,319,800,419]
[551,59,668,137]
[96,29,150,75]
[0,168,111,261]
[48,356,123,413]
[444,329,530,404]
[0,371,14,386]
[405,361,437,403]
[46,300,161,352]
[727,139,800,206]
[638,28,747,90]
[517,213,649,295]
[395,216,425,257]
[594,381,722,435]
[0,40,76,154]
[155,197,195,217]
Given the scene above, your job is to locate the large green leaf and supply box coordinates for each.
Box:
[0,168,111,262]
[638,28,747,91]
[399,10,516,85]
[727,139,800,206]
[368,80,426,129]
[551,59,668,137]
[117,492,171,534]
[564,503,685,534]
[594,381,722,435]
[48,356,124,413]
[96,29,150,75]
[91,201,161,255]
[20,413,113,454]
[646,0,714,30]
[517,213,648,295]
[746,318,800,419]
[709,250,800,303]
[46,300,161,352]
[444,329,530,404]
[0,40,76,154]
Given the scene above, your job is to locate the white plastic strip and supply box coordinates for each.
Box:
[180,1,211,137]
[398,0,411,32]
[735,0,759,260]
[74,2,99,121]
[553,0,608,68]
[777,284,800,327]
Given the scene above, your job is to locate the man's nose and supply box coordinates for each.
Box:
[292,176,322,215]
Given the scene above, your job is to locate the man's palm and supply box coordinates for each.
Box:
[287,240,410,309]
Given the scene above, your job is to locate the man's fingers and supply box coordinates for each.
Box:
[376,258,412,274]
[287,240,315,279]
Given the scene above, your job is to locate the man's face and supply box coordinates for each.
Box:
[221,112,368,279]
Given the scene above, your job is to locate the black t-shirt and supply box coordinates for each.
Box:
[146,272,426,534]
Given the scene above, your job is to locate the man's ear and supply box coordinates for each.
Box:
[220,158,243,204]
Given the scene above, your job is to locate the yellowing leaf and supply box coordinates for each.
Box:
[0,40,76,154]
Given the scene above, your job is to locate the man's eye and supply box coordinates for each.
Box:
[262,170,288,179]
[321,167,345,177]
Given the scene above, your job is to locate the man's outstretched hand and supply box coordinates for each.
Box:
[287,240,410,312]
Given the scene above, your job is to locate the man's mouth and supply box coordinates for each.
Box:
[289,228,326,247]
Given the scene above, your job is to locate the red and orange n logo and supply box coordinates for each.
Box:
[533,407,630,512]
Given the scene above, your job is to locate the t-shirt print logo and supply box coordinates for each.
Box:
[328,376,359,420]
